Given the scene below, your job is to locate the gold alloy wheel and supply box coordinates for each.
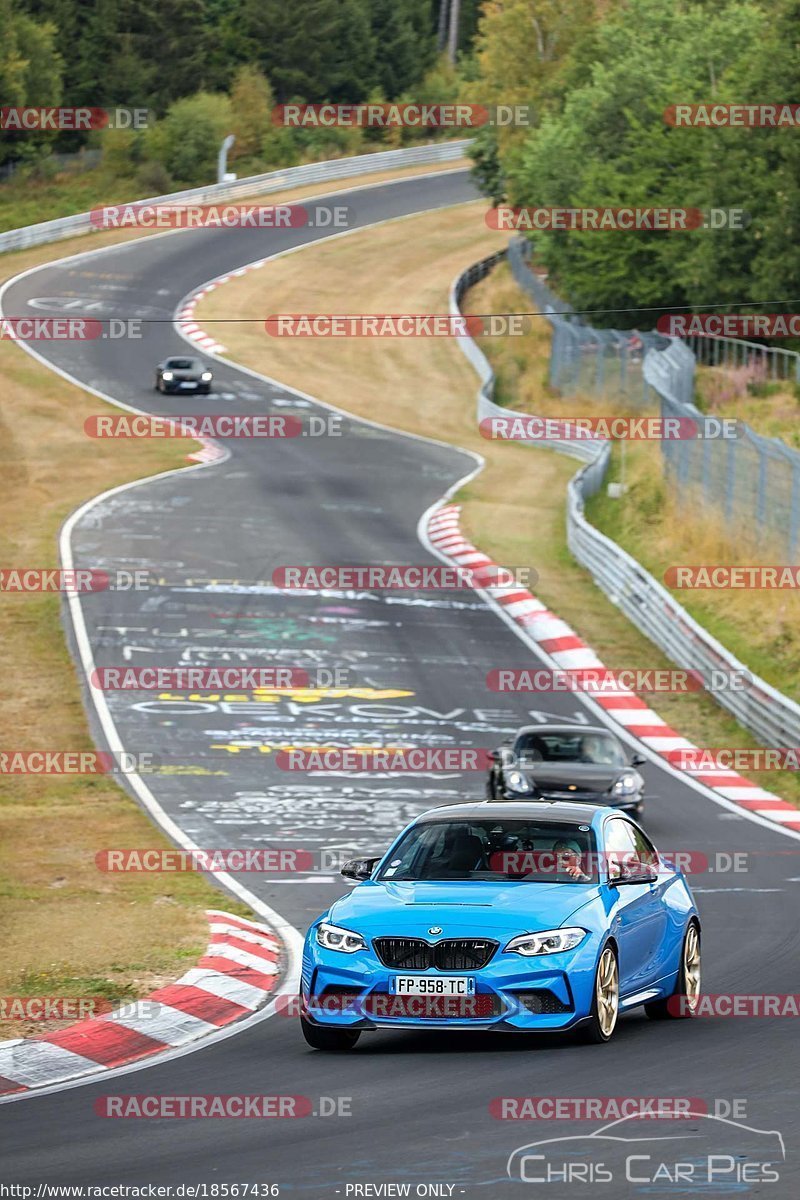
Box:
[683,924,701,1012]
[596,947,619,1037]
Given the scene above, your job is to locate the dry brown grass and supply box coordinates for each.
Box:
[0,338,238,1039]
[0,158,470,281]
[470,270,800,709]
[0,156,471,1041]
[195,208,800,810]
[695,363,800,448]
[589,435,800,701]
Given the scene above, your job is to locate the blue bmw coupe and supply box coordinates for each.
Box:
[300,801,701,1049]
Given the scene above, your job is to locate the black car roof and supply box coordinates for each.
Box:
[511,724,618,739]
[414,800,610,823]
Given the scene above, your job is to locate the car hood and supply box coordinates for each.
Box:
[508,763,622,792]
[327,880,600,937]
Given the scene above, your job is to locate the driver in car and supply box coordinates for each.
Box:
[552,838,591,881]
[442,827,487,873]
[579,734,615,764]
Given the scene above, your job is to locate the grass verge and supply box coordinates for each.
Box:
[0,327,243,1041]
[0,157,467,1042]
[195,217,800,811]
[0,148,468,233]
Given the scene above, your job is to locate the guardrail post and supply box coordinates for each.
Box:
[702,434,713,502]
[757,447,768,531]
[725,435,737,520]
[791,464,800,557]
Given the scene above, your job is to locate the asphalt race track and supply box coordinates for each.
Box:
[2,170,800,1197]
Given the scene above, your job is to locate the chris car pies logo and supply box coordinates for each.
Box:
[507,1113,784,1187]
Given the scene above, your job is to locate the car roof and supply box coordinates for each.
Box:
[413,800,613,824]
[510,724,619,739]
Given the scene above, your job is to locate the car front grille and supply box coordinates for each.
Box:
[436,938,498,969]
[373,937,498,970]
[538,790,602,801]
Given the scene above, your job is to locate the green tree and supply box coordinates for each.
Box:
[371,0,436,97]
[144,91,233,184]
[0,1,63,162]
[503,0,767,323]
[224,0,376,102]
[229,64,273,158]
[744,0,800,304]
[70,0,210,112]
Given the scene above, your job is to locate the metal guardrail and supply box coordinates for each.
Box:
[687,330,800,382]
[508,238,800,557]
[452,251,800,749]
[450,252,603,465]
[0,141,471,255]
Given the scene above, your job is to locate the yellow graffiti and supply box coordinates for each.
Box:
[156,687,415,704]
[152,765,228,776]
[208,742,413,756]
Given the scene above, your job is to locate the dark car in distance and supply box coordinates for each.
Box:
[486,724,646,816]
[155,356,213,394]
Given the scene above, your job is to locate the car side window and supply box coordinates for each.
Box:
[604,818,639,879]
[383,824,443,878]
[630,825,658,868]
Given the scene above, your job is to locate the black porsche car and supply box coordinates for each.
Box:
[154,356,213,394]
[486,724,646,815]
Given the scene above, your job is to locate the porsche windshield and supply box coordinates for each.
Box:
[514,730,627,768]
[376,819,599,883]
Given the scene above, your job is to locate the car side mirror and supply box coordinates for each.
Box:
[609,859,658,886]
[341,856,380,881]
[487,749,501,762]
[631,753,646,766]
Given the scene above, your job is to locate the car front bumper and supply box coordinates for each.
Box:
[497,787,643,813]
[301,935,601,1033]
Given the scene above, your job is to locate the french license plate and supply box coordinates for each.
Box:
[391,975,475,996]
[179,381,198,389]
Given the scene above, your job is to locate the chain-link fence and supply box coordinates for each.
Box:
[650,361,800,556]
[688,330,800,381]
[451,251,604,464]
[452,250,800,750]
[508,237,800,556]
[507,239,669,404]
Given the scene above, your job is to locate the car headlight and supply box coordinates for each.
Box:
[316,922,367,953]
[612,771,642,796]
[201,371,212,381]
[505,927,587,956]
[161,371,174,380]
[505,769,531,794]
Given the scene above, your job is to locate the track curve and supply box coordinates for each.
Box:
[1,169,799,1198]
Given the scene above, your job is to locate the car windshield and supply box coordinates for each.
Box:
[513,731,626,768]
[165,358,196,369]
[376,819,599,883]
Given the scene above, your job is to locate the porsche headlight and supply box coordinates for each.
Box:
[505,927,587,956]
[201,371,213,381]
[505,769,531,794]
[613,771,642,796]
[316,922,366,954]
[161,370,174,380]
